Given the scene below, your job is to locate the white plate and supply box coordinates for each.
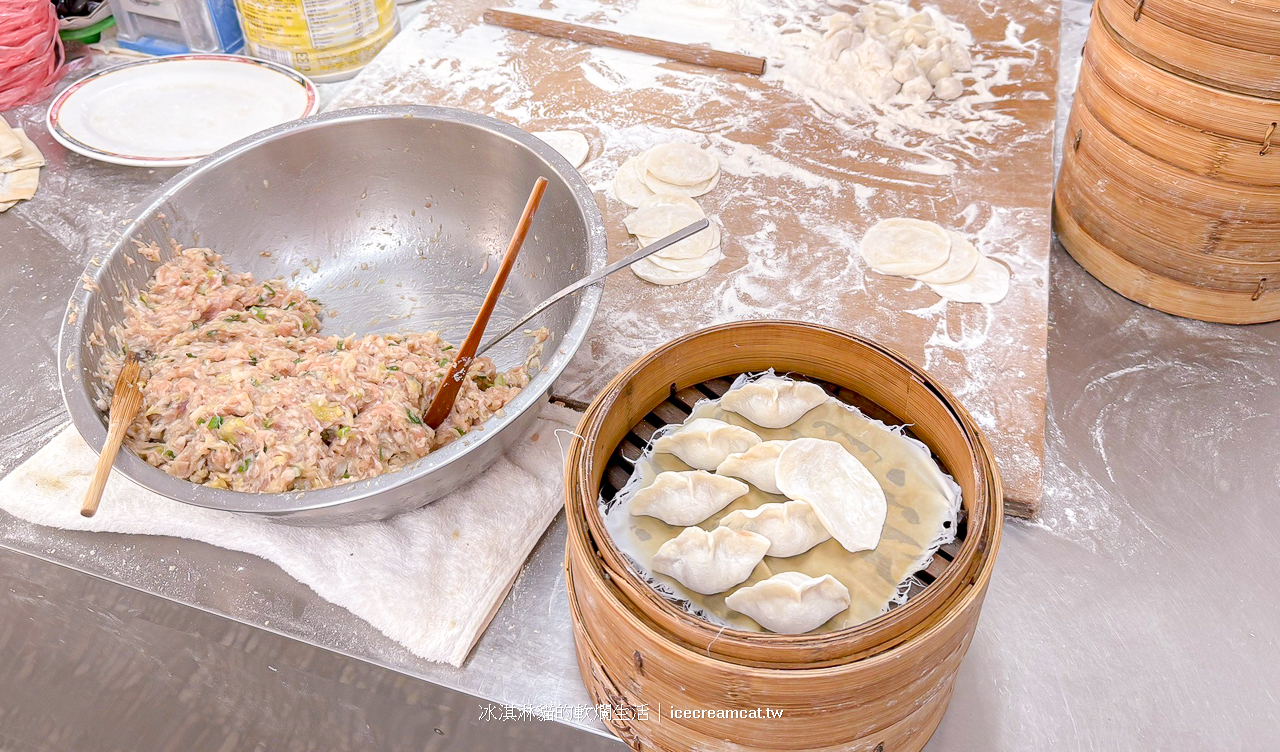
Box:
[47,55,319,167]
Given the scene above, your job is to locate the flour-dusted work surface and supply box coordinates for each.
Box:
[329,0,1058,516]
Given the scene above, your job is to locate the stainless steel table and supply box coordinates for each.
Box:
[2,2,1276,748]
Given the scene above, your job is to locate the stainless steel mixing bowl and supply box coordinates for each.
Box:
[58,106,607,524]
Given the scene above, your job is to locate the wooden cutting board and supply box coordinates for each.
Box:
[330,0,1059,517]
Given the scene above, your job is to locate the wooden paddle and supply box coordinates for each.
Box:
[424,177,548,429]
[82,352,143,517]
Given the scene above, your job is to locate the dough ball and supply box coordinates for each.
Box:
[900,75,934,104]
[934,76,964,101]
[820,27,856,60]
[822,11,855,34]
[641,143,719,187]
[892,54,922,84]
[927,255,1011,303]
[944,42,972,72]
[853,39,894,74]
[916,47,942,72]
[859,217,952,276]
[927,60,953,85]
[531,130,589,168]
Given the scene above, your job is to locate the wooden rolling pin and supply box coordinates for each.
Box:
[483,8,767,76]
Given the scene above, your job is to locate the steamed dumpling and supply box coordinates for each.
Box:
[715,440,788,495]
[718,500,832,557]
[776,438,887,553]
[721,375,829,429]
[631,470,749,526]
[725,572,851,634]
[652,417,762,470]
[651,526,770,594]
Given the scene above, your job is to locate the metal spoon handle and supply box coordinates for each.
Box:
[476,218,711,357]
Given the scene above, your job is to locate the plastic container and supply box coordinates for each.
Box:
[106,0,244,55]
[233,0,399,82]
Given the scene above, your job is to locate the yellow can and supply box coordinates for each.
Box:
[235,0,400,82]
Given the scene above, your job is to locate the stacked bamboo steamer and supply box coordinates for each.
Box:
[563,322,1003,752]
[1054,0,1280,324]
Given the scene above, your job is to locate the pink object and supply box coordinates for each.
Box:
[0,0,69,110]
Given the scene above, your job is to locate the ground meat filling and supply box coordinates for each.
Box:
[99,247,529,493]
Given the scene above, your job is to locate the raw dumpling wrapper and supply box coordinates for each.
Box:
[859,217,951,276]
[613,155,654,208]
[652,417,761,471]
[721,374,829,429]
[532,130,590,169]
[651,526,770,595]
[725,572,851,634]
[715,439,788,494]
[641,142,719,186]
[630,470,748,526]
[927,255,1010,304]
[637,222,720,260]
[776,438,887,553]
[912,229,980,284]
[719,499,831,557]
[623,194,704,238]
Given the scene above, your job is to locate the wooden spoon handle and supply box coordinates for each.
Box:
[424,177,549,429]
[82,388,142,517]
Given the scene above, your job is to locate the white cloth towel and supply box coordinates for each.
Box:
[0,402,580,667]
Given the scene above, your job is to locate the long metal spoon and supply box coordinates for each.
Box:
[475,218,711,357]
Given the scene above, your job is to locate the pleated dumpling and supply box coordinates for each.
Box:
[651,526,770,595]
[721,374,829,429]
[652,417,761,470]
[631,470,749,526]
[718,499,831,557]
[725,571,851,634]
[716,439,789,495]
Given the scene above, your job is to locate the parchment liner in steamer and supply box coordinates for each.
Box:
[601,370,962,633]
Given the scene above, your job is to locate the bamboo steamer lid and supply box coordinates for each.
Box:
[1104,0,1280,55]
[563,322,1004,751]
[1097,0,1280,97]
[1084,15,1280,148]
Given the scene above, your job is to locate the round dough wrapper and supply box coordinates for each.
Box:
[613,156,654,208]
[637,222,720,260]
[647,245,721,272]
[623,194,705,238]
[641,143,719,186]
[776,438,887,554]
[640,165,720,198]
[928,255,1010,304]
[532,130,589,168]
[912,229,980,284]
[632,256,712,285]
[859,217,951,276]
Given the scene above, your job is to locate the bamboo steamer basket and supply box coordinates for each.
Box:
[1059,106,1280,286]
[1054,5,1280,323]
[1055,201,1280,323]
[1075,50,1280,186]
[1097,0,1280,97]
[563,321,1003,751]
